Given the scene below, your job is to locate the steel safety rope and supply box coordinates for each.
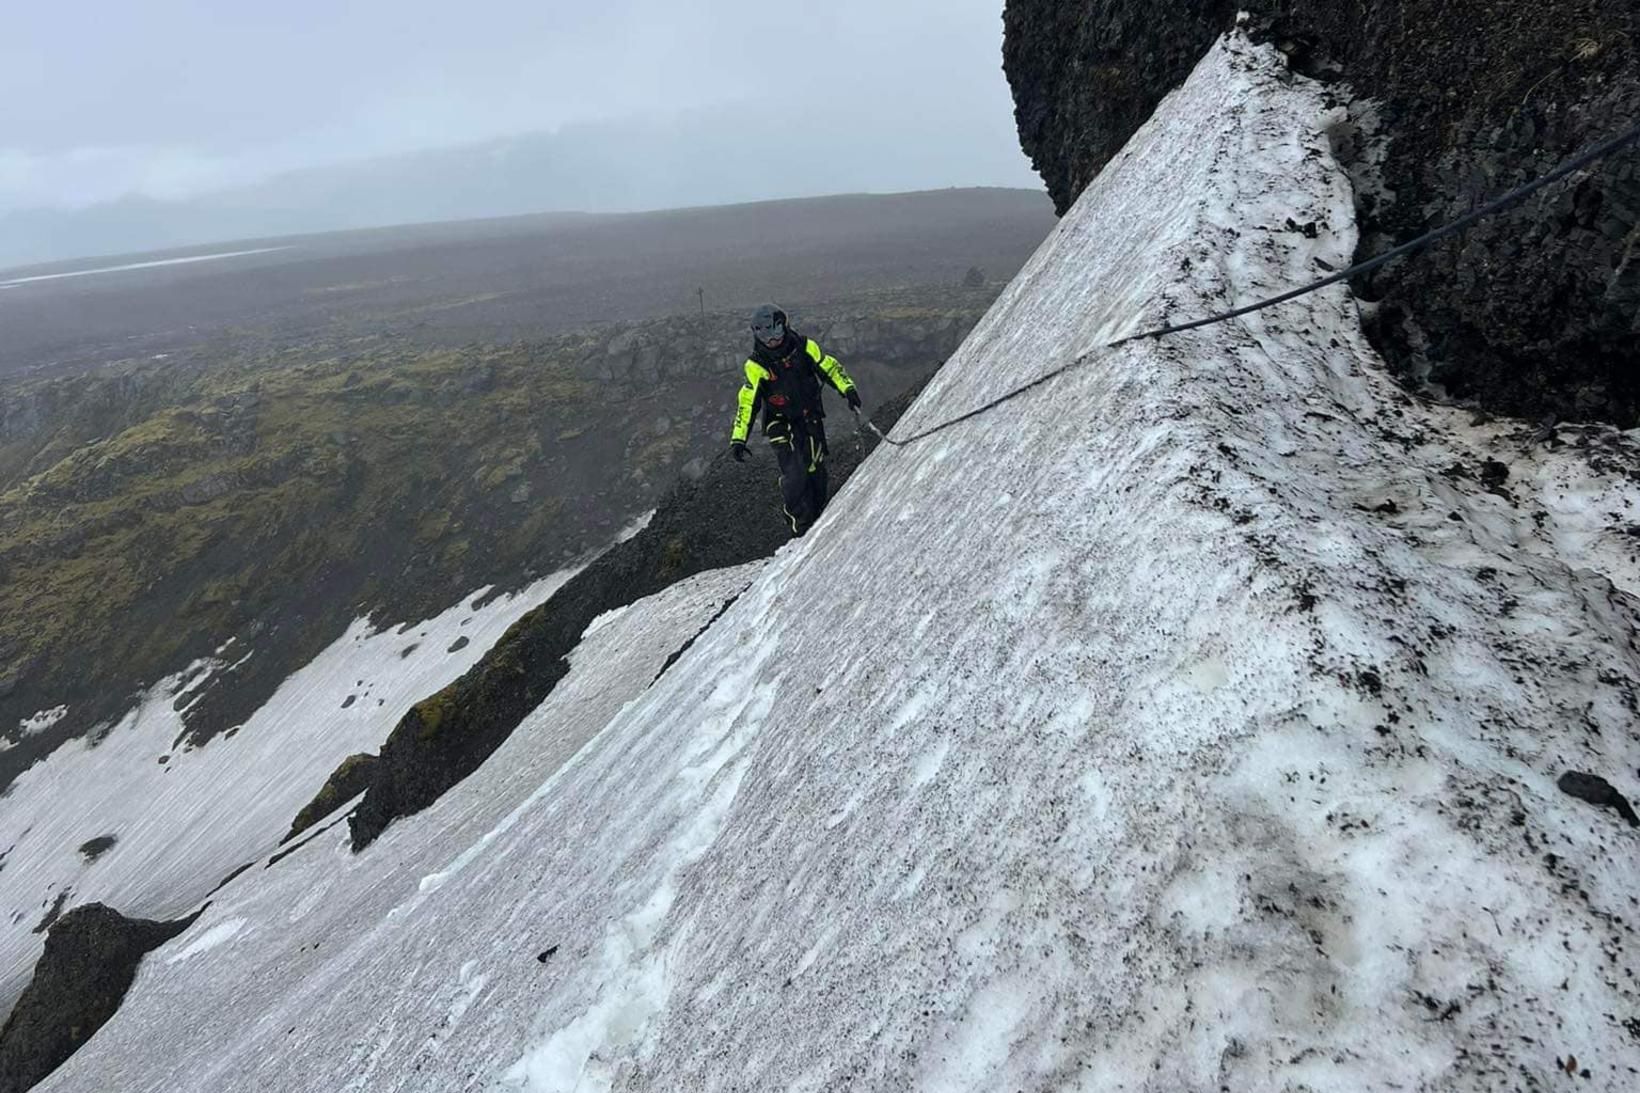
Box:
[855,118,1640,449]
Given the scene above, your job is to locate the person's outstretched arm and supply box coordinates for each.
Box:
[805,339,860,408]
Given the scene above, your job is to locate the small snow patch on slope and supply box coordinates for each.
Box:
[163,919,247,966]
[16,706,68,737]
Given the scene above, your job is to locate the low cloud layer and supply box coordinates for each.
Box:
[2,0,1038,245]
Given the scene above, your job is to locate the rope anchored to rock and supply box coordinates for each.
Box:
[856,117,1640,450]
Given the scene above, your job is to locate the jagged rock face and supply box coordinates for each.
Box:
[0,903,196,1093]
[283,753,381,844]
[346,380,929,850]
[1002,0,1640,425]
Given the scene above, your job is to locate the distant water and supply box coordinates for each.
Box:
[0,246,292,287]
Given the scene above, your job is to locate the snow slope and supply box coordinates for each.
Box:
[40,36,1640,1092]
[0,571,574,1014]
[35,561,764,1091]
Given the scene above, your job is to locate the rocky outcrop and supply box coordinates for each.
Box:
[75,836,117,863]
[0,361,216,490]
[0,903,198,1093]
[346,378,929,850]
[283,752,381,844]
[1002,0,1640,424]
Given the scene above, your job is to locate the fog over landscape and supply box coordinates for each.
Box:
[3,0,1639,1087]
[0,0,1040,267]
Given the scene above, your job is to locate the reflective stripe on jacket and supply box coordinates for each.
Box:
[730,334,855,444]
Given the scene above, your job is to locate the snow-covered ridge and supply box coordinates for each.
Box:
[0,569,574,1014]
[0,247,292,288]
[37,36,1640,1092]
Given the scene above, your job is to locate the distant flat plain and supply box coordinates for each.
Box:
[0,188,1055,380]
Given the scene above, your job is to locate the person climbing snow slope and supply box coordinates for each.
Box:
[729,304,861,536]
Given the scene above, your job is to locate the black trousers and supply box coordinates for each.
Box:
[770,417,829,536]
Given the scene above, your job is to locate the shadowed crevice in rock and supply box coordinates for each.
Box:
[344,376,932,851]
[268,811,355,870]
[1002,0,1640,426]
[28,894,69,938]
[650,593,742,688]
[0,903,201,1093]
[203,862,254,900]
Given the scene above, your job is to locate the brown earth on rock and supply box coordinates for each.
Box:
[283,752,382,843]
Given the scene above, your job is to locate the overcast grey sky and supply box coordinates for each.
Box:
[0,0,1039,215]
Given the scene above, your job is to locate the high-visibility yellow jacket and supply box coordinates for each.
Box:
[731,331,856,444]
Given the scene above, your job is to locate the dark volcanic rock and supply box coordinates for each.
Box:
[346,382,928,850]
[0,903,199,1093]
[1557,770,1640,827]
[75,835,117,863]
[283,752,382,844]
[29,893,70,937]
[1002,0,1640,425]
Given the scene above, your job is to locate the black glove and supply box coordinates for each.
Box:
[731,440,748,462]
[845,387,862,411]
